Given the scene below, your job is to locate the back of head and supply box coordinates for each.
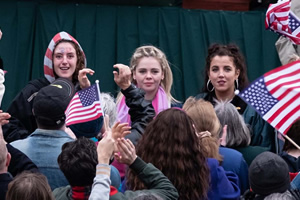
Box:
[214,100,251,148]
[127,108,210,200]
[249,152,290,196]
[33,78,75,130]
[183,97,222,162]
[6,172,54,200]
[0,139,8,172]
[283,119,300,152]
[57,137,97,186]
[100,92,117,128]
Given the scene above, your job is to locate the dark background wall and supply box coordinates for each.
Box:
[0,0,281,110]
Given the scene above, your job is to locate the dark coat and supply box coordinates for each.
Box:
[196,92,276,152]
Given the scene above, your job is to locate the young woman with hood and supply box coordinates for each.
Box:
[3,31,102,142]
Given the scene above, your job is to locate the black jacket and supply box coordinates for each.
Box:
[122,84,155,146]
[4,77,50,143]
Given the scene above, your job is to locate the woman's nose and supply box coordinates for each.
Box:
[62,55,68,64]
[218,70,224,77]
[146,72,152,78]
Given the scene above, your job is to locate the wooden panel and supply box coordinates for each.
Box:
[183,0,251,11]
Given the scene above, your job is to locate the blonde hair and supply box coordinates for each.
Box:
[117,45,178,104]
[183,97,223,163]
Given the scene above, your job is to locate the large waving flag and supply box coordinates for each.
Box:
[265,0,300,44]
[65,81,103,126]
[238,61,300,134]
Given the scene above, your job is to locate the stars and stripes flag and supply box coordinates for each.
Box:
[265,0,300,44]
[238,61,300,134]
[65,81,103,126]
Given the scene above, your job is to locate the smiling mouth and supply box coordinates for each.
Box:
[60,67,70,70]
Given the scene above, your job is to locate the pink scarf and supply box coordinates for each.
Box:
[115,86,170,178]
[117,86,170,124]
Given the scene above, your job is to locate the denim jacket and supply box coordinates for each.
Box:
[10,128,74,190]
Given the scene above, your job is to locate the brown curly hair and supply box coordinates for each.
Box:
[203,43,249,92]
[52,39,85,84]
[126,108,210,200]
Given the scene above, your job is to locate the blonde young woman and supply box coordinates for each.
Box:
[116,45,179,126]
[113,46,179,179]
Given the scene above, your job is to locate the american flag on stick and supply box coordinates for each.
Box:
[65,80,103,126]
[265,0,300,44]
[238,61,300,134]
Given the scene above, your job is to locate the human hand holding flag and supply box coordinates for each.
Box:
[65,80,103,126]
[238,61,300,135]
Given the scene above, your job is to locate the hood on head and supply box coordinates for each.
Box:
[43,31,87,83]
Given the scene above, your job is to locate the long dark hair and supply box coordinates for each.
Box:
[203,43,249,92]
[126,108,210,200]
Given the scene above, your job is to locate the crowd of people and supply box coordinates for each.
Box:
[0,28,300,200]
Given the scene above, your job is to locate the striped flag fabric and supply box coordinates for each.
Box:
[238,61,300,134]
[65,81,103,126]
[265,0,300,44]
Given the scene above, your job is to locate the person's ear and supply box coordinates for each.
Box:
[235,69,240,78]
[6,152,11,167]
[132,70,136,81]
[219,125,227,146]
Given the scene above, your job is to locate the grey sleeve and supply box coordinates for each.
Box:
[275,36,298,65]
[89,164,111,200]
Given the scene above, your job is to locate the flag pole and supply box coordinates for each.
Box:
[95,80,107,131]
[282,134,300,150]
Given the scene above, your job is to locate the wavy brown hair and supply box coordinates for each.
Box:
[203,43,249,93]
[126,108,210,200]
[52,39,85,84]
[183,97,223,163]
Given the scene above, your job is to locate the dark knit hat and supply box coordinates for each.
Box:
[249,151,290,196]
[33,78,75,128]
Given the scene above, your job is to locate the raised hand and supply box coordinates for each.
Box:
[114,138,137,165]
[78,68,94,89]
[97,128,115,164]
[113,64,132,90]
[111,121,131,140]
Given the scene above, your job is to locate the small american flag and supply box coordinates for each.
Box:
[265,0,300,44]
[65,81,103,126]
[239,61,300,134]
